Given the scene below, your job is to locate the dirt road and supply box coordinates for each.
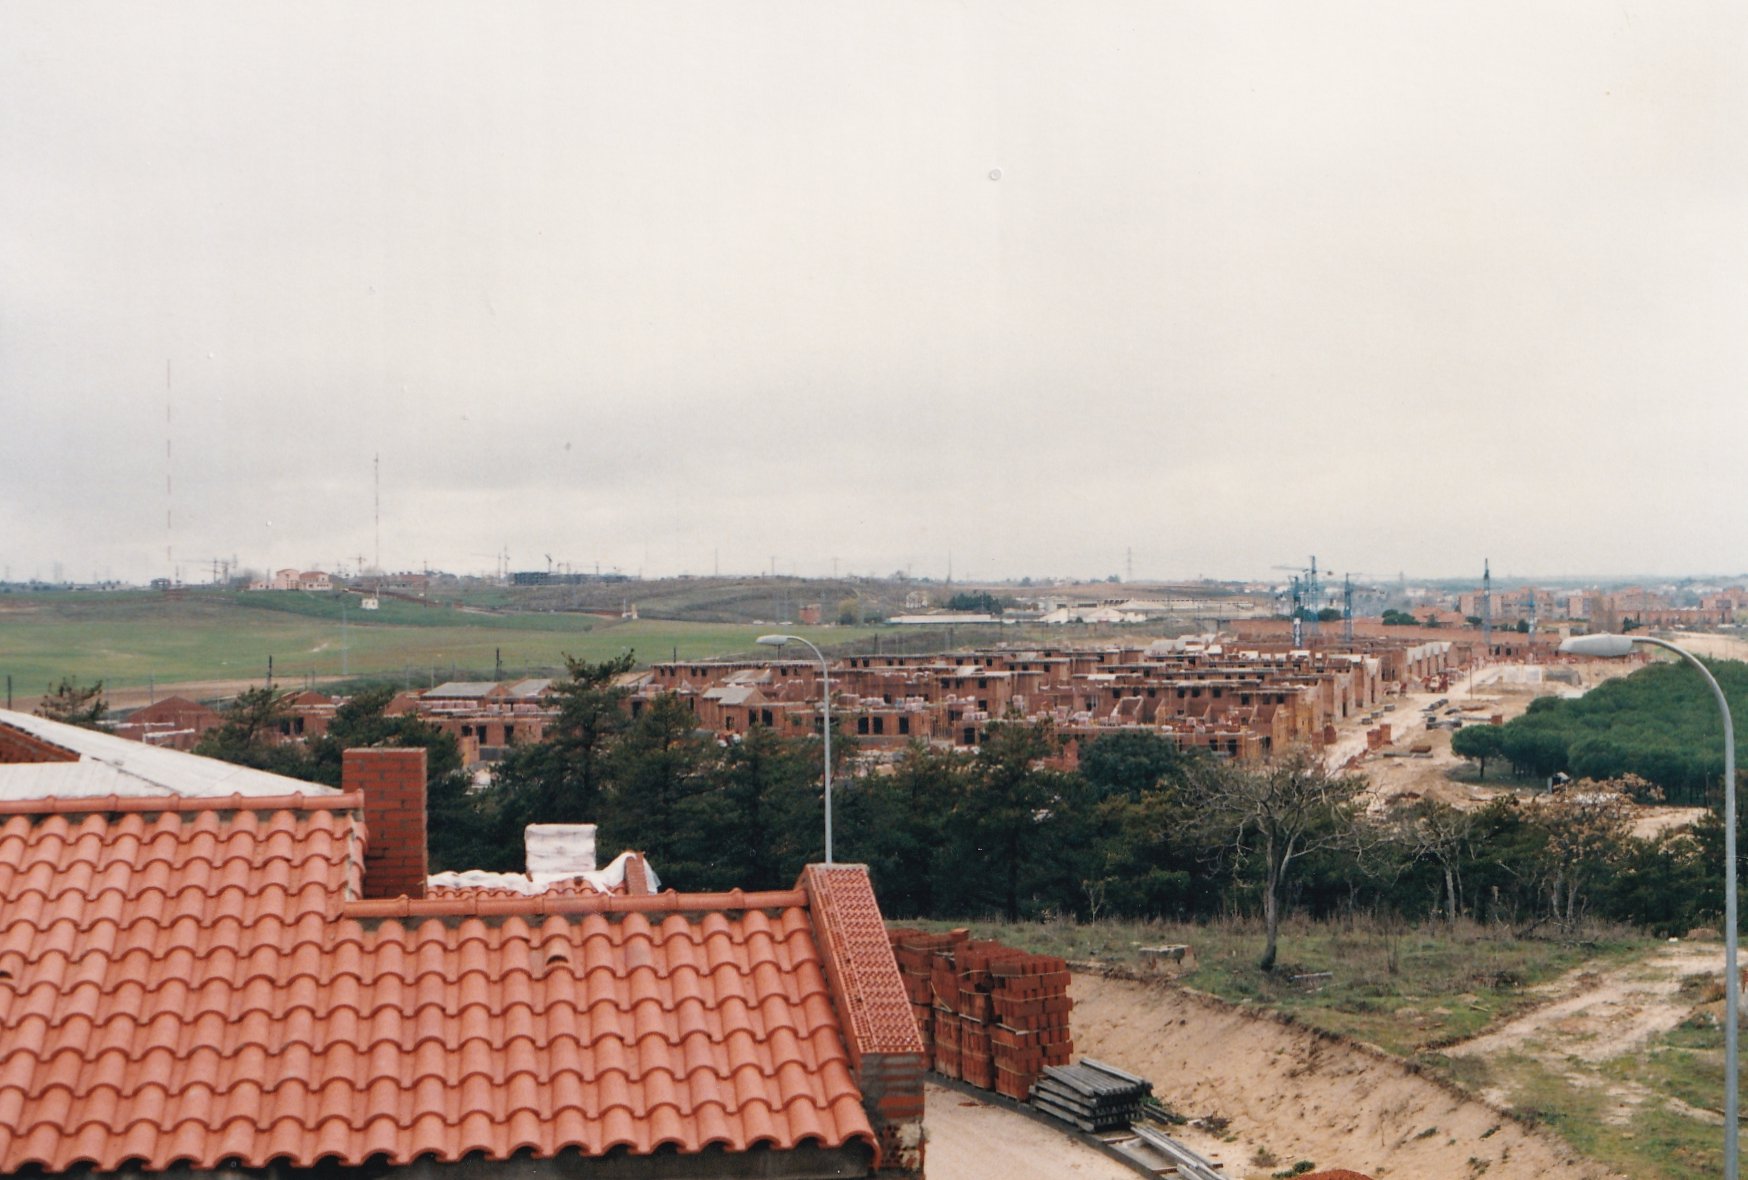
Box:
[1071,972,1622,1179]
[923,1083,1136,1180]
[1444,941,1726,1123]
[1346,660,1640,810]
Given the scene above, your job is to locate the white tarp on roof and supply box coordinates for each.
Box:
[524,823,597,876]
[428,851,659,896]
[0,708,339,800]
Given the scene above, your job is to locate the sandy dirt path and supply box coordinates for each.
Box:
[922,1083,1138,1180]
[1448,942,1721,1065]
[1070,972,1623,1179]
[1441,941,1726,1126]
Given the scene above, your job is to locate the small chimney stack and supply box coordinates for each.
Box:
[345,747,428,900]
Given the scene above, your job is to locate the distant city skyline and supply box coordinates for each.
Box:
[5,3,1745,587]
[7,555,1747,592]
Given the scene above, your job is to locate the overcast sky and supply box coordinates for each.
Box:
[3,2,1744,586]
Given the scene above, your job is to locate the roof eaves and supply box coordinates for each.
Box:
[0,790,362,817]
[342,886,808,921]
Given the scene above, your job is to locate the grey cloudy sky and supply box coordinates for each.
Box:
[3,2,1744,586]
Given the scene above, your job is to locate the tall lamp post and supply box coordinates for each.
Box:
[1560,632,1737,1177]
[757,634,833,864]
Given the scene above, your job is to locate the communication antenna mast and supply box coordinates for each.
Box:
[1482,559,1492,654]
[164,360,175,584]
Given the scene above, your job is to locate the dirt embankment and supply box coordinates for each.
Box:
[1070,972,1623,1179]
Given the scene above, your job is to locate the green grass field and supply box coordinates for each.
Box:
[0,589,880,698]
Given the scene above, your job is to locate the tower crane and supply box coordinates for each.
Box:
[1271,557,1322,644]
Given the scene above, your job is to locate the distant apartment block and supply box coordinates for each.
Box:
[247,568,334,591]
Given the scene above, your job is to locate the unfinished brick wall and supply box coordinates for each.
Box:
[343,747,427,900]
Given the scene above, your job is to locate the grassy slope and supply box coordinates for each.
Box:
[0,589,875,692]
[912,915,1639,1055]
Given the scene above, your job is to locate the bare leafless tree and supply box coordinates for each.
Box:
[1388,799,1478,927]
[1192,748,1368,972]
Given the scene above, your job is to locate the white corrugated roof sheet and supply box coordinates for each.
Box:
[0,709,339,800]
[424,682,499,698]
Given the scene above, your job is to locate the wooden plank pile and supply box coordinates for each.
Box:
[887,930,1073,1100]
[1028,1058,1152,1132]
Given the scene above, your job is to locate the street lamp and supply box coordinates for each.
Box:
[1560,631,1738,1177]
[757,634,833,864]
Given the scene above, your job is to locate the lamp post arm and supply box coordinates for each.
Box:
[1636,635,1737,1177]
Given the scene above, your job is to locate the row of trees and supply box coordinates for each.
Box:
[1460,659,1748,802]
[73,655,1736,970]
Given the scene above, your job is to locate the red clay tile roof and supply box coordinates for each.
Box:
[801,865,927,1066]
[0,796,876,1174]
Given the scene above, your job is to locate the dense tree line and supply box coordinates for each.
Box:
[1471,660,1748,803]
[193,685,479,869]
[188,658,1743,964]
[464,660,1740,957]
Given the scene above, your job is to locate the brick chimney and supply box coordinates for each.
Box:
[344,747,428,900]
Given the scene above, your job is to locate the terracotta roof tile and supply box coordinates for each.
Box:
[0,801,878,1173]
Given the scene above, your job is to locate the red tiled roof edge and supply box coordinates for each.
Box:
[800,865,925,1061]
[341,886,809,920]
[800,863,926,1175]
[0,791,362,816]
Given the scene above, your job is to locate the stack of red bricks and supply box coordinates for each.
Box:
[887,928,965,1068]
[886,930,1073,1101]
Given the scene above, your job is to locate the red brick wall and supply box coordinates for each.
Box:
[0,725,80,764]
[344,748,427,900]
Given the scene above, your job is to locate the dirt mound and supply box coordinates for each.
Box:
[1070,972,1622,1179]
